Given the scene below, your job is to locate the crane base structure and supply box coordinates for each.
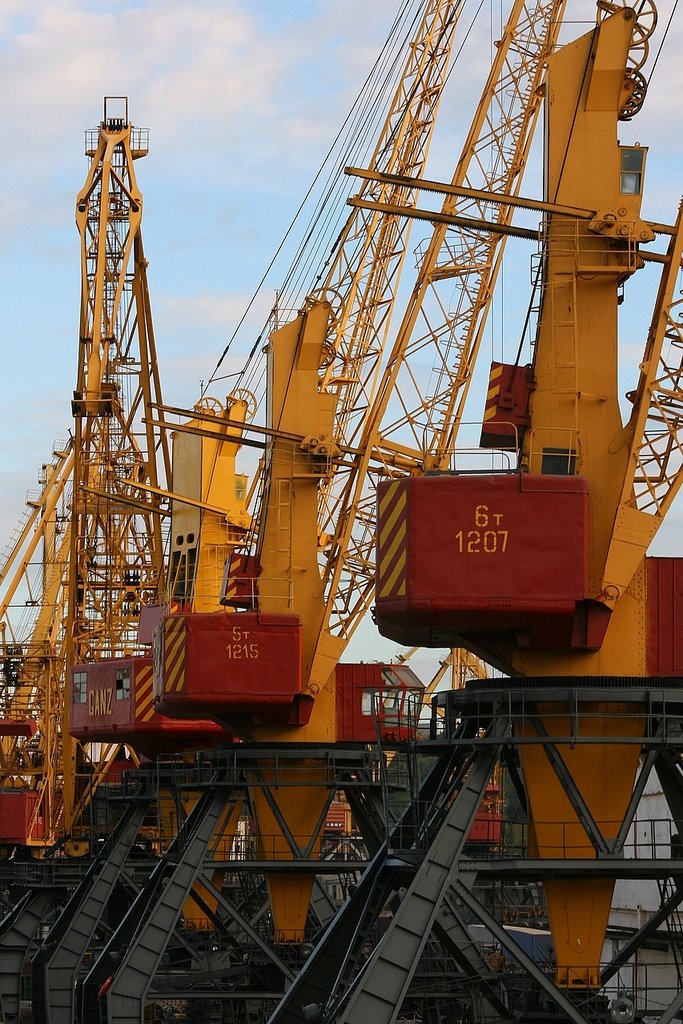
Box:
[0,688,682,1024]
[270,681,683,1024]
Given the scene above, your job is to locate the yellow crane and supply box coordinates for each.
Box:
[0,443,73,849]
[6,4,681,1020]
[0,98,169,851]
[371,0,683,995]
[154,0,567,948]
[243,0,566,944]
[154,0,468,942]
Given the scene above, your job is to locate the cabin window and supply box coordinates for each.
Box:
[116,669,131,701]
[73,672,87,703]
[381,665,422,689]
[541,447,577,475]
[170,546,198,602]
[361,688,402,718]
[170,549,184,600]
[381,690,401,722]
[382,691,401,712]
[620,147,645,195]
[361,690,376,716]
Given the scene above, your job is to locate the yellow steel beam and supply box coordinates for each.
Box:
[598,202,683,605]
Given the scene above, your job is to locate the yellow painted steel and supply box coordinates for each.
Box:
[249,302,341,941]
[517,708,645,987]
[512,9,656,986]
[250,767,331,943]
[167,395,250,614]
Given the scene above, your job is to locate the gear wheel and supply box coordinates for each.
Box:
[597,0,657,71]
[619,69,648,120]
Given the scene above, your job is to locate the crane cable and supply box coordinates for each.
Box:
[648,0,678,77]
[203,0,422,395]
[235,0,486,425]
[269,2,471,442]
[206,0,487,399]
[232,9,423,405]
[277,0,484,321]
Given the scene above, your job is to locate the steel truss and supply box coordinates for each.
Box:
[2,688,683,1023]
[273,682,683,1024]
[1,747,385,1024]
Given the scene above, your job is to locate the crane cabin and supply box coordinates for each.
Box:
[334,662,425,744]
[69,656,231,759]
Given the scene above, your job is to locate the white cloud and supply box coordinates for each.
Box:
[2,0,683,593]
[158,291,259,331]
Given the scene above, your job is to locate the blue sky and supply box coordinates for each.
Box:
[0,0,400,530]
[1,1,683,670]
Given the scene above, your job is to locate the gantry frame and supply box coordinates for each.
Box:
[2,690,682,1024]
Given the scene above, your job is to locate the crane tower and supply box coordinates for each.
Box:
[4,5,683,1024]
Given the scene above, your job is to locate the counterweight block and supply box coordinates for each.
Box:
[375,473,611,650]
[153,610,312,726]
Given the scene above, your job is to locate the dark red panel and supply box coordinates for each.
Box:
[156,611,305,725]
[376,473,589,648]
[0,791,44,844]
[468,813,502,844]
[137,604,161,645]
[221,553,261,608]
[0,719,37,738]
[468,782,501,844]
[480,362,533,449]
[647,557,683,676]
[71,659,138,734]
[335,663,424,742]
[336,663,377,742]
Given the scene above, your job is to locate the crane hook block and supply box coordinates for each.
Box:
[375,472,607,651]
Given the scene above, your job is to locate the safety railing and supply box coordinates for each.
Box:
[541,216,643,275]
[461,815,683,862]
[416,421,586,476]
[430,684,683,745]
[161,569,293,614]
[208,831,370,864]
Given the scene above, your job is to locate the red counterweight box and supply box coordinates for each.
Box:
[0,790,45,844]
[154,611,310,726]
[375,473,589,648]
[70,656,231,759]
